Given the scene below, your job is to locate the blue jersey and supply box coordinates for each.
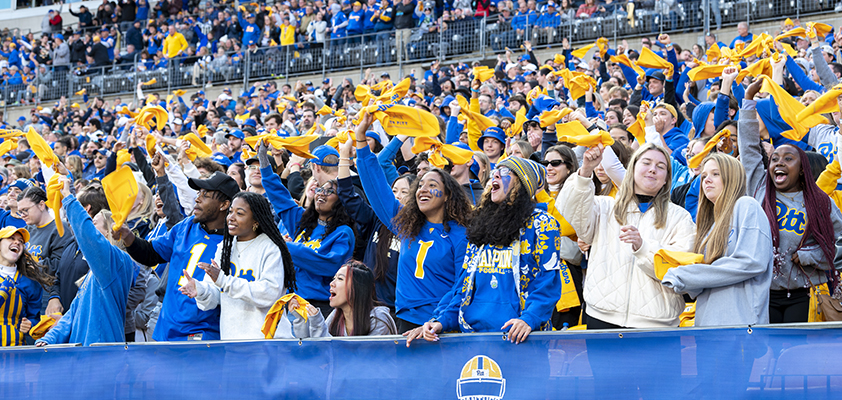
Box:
[0,271,41,346]
[260,166,355,302]
[238,11,261,46]
[434,210,562,333]
[356,146,468,325]
[150,216,223,341]
[331,11,348,38]
[347,9,365,35]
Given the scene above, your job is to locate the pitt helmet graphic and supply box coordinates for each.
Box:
[456,355,506,400]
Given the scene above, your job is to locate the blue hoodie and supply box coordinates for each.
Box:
[692,101,716,139]
[37,196,134,346]
[757,97,811,150]
[433,210,561,333]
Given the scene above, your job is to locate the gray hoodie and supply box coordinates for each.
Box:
[662,197,773,326]
[739,101,842,291]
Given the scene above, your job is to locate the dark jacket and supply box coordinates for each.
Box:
[393,1,416,30]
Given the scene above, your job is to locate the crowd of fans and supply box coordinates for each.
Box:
[2,0,796,102]
[0,16,839,365]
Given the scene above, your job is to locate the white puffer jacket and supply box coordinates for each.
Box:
[557,174,696,328]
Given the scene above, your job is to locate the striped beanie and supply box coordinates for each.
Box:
[498,156,542,196]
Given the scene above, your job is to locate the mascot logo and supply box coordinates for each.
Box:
[456,355,506,400]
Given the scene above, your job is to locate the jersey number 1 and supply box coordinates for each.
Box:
[178,243,208,287]
[415,240,433,279]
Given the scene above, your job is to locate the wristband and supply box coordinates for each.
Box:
[355,139,367,143]
[586,124,598,132]
[289,163,302,169]
[471,88,480,93]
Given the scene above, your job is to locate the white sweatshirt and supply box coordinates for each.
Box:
[194,234,288,340]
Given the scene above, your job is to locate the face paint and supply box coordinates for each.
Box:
[500,175,512,195]
[430,189,443,198]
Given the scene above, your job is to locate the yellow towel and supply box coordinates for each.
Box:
[354,104,439,137]
[687,128,731,169]
[411,136,474,168]
[45,175,65,237]
[25,126,59,169]
[556,121,614,147]
[261,293,311,339]
[654,249,704,280]
[30,313,62,340]
[244,134,318,159]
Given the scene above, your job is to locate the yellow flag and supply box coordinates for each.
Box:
[102,166,139,231]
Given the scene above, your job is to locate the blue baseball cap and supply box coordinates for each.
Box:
[54,33,64,41]
[478,127,506,149]
[243,119,257,128]
[9,178,34,192]
[197,90,205,95]
[17,116,25,121]
[519,55,530,62]
[212,153,234,167]
[226,129,245,140]
[311,145,339,166]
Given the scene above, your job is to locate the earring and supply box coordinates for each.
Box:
[253,224,258,232]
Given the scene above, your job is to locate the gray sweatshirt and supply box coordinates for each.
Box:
[739,103,842,290]
[662,197,773,326]
[292,306,397,337]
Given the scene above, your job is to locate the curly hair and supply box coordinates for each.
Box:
[393,169,473,240]
[296,180,358,245]
[220,192,297,292]
[467,177,535,247]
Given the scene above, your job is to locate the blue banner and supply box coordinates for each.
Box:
[2,325,842,399]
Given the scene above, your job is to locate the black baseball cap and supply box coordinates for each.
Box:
[188,171,240,200]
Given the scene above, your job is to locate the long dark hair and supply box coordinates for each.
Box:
[329,260,375,336]
[374,174,417,282]
[392,169,473,239]
[13,239,54,288]
[220,192,297,292]
[761,145,837,283]
[467,177,535,247]
[295,180,358,244]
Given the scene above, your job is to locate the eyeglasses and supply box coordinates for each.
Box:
[542,159,566,167]
[18,205,36,217]
[315,187,336,196]
[491,166,512,177]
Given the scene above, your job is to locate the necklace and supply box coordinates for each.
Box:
[777,190,801,202]
[236,236,259,255]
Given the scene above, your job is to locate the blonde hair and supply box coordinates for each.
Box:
[95,209,125,250]
[613,143,673,229]
[128,182,154,222]
[693,154,746,263]
[472,151,491,187]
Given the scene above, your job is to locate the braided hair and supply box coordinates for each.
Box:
[220,192,297,292]
[296,180,358,244]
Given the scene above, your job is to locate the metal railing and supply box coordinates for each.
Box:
[2,1,839,112]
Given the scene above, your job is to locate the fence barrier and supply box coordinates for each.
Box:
[1,324,842,399]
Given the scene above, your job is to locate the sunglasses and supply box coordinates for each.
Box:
[315,187,336,196]
[491,166,512,177]
[541,159,567,167]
